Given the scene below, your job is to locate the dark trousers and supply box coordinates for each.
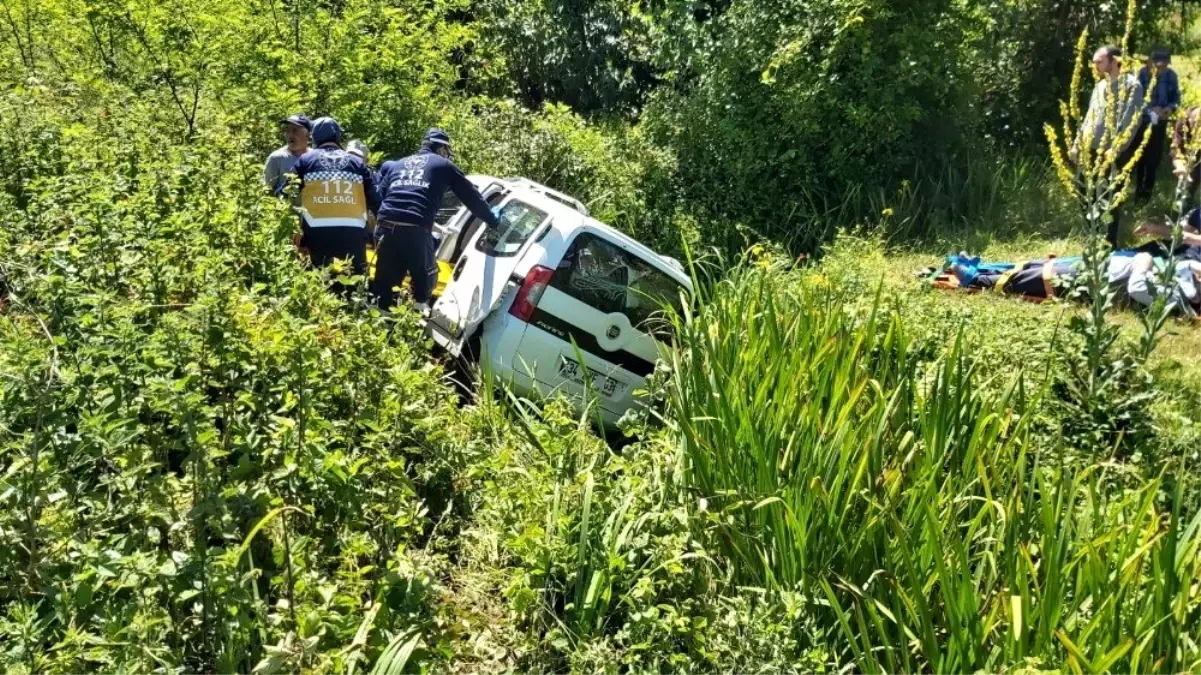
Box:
[1075,141,1138,248]
[303,227,368,300]
[371,223,436,309]
[1134,120,1168,202]
[305,226,368,275]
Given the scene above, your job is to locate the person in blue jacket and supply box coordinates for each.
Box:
[1134,48,1181,202]
[293,117,381,278]
[372,128,501,311]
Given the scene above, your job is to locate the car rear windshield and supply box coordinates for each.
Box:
[549,232,686,336]
[475,200,548,257]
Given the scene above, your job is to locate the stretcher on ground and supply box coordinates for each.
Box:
[917,254,1081,303]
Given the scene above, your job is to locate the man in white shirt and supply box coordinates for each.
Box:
[263,113,312,196]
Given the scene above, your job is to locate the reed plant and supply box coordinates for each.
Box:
[662,258,1200,673]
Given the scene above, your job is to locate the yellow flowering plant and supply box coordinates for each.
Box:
[1042,0,1166,425]
[1046,22,1154,229]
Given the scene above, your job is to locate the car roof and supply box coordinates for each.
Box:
[468,175,693,291]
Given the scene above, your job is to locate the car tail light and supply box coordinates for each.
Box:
[509,265,554,322]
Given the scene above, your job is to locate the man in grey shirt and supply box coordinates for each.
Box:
[1078,46,1144,155]
[1073,46,1145,246]
[263,113,312,196]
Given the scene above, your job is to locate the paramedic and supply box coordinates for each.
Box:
[372,128,501,312]
[292,117,380,276]
[264,113,312,196]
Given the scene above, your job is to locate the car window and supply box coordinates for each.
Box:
[549,232,686,334]
[435,192,463,226]
[475,200,548,257]
[448,191,506,264]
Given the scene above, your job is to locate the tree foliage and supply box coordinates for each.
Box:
[0,0,1197,672]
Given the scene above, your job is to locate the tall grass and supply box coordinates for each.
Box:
[663,260,1200,673]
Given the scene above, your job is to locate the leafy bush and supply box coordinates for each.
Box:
[443,99,689,253]
[466,0,659,116]
[0,89,471,674]
[640,0,988,249]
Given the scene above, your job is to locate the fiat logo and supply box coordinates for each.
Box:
[606,325,621,340]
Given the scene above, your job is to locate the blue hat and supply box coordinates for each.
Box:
[422,127,452,148]
[279,113,312,132]
[310,117,343,146]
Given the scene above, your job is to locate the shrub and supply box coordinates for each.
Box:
[0,90,470,674]
[641,0,986,249]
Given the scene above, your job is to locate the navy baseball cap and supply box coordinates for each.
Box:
[1150,48,1171,64]
[279,114,312,131]
[310,117,343,146]
[423,127,452,148]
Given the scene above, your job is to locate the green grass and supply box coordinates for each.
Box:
[659,257,1201,673]
[823,228,1200,379]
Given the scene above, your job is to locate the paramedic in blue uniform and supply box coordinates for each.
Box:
[292,117,380,277]
[372,128,501,312]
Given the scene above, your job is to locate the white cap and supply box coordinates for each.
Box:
[347,139,369,160]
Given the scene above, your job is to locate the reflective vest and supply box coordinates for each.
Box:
[293,146,379,229]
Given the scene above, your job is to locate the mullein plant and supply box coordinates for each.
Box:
[1136,123,1201,360]
[1044,0,1157,449]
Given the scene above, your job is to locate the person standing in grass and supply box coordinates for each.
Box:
[1134,48,1181,203]
[372,128,501,313]
[264,113,312,196]
[293,117,380,277]
[1073,45,1145,247]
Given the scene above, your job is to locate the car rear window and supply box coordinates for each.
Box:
[549,232,686,335]
[475,200,548,257]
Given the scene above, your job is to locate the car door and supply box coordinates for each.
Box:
[428,197,552,351]
[432,180,506,265]
[511,231,686,417]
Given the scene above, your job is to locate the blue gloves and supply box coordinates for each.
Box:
[491,206,504,223]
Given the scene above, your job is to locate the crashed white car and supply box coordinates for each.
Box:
[426,176,692,426]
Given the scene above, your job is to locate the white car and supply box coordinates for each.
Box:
[425,175,692,426]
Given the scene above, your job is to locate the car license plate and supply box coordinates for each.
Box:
[558,356,626,397]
